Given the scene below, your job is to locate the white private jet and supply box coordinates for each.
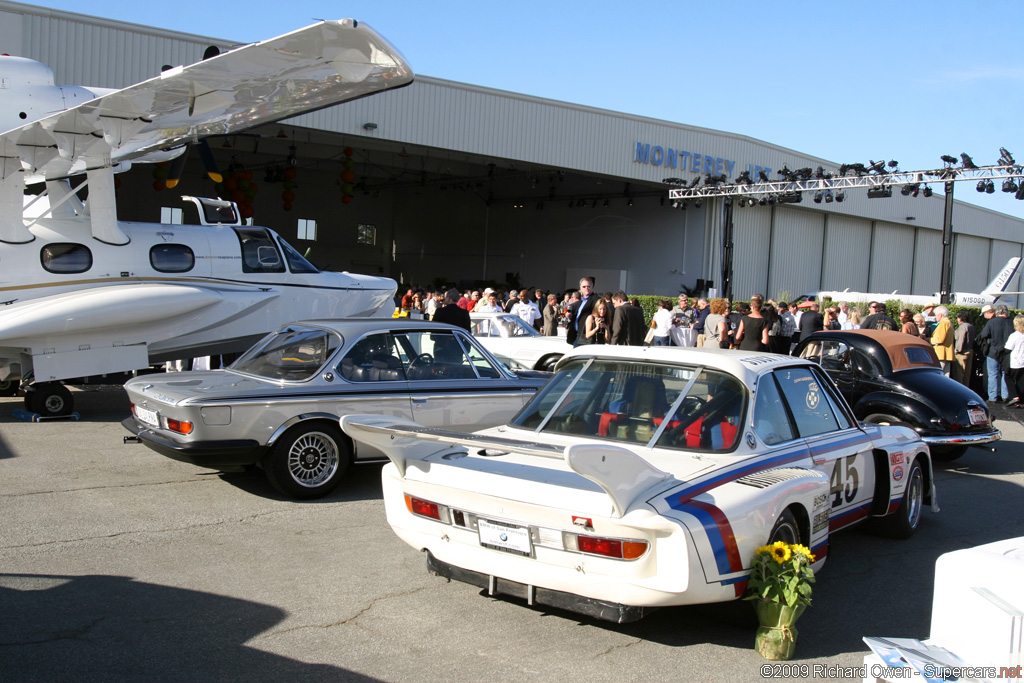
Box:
[798,257,1022,309]
[0,19,413,416]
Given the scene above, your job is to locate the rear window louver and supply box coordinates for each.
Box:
[737,467,812,489]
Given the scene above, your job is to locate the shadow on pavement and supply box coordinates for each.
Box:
[215,461,386,503]
[0,573,381,682]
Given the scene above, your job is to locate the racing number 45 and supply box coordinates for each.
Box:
[830,456,859,508]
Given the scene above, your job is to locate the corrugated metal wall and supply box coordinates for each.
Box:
[732,206,771,298]
[870,222,916,294]
[821,215,871,291]
[769,208,824,299]
[953,234,991,293]
[911,229,943,297]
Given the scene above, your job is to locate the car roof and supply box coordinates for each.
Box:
[285,318,469,334]
[806,329,940,370]
[559,345,809,386]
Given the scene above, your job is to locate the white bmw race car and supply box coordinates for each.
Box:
[340,345,935,623]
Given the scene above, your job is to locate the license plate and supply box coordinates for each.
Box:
[968,408,987,425]
[134,405,160,427]
[478,518,532,557]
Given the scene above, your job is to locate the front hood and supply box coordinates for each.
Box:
[123,370,274,405]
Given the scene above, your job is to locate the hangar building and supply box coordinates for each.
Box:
[2,0,1022,303]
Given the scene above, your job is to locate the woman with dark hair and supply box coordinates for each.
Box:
[763,302,786,354]
[735,294,769,351]
[899,309,917,336]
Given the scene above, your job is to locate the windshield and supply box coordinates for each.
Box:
[278,236,319,273]
[230,326,340,381]
[511,358,746,452]
[473,315,541,338]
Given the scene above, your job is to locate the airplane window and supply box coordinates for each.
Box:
[233,228,285,273]
[40,243,92,274]
[150,244,195,273]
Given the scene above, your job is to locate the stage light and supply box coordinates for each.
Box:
[736,170,752,184]
[689,176,702,188]
[866,160,885,174]
[813,191,823,204]
[1016,185,1024,200]
[759,197,768,206]
[940,155,958,165]
[824,191,834,204]
[977,180,988,193]
[693,199,702,208]
[758,170,770,182]
[999,147,1016,166]
[1003,179,1019,193]
[835,191,845,202]
[867,186,892,199]
[986,180,995,194]
[888,160,899,170]
[961,153,978,169]
[922,186,934,197]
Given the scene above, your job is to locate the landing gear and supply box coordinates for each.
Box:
[24,382,74,417]
[0,378,19,397]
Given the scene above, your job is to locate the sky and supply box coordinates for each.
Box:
[19,0,1024,219]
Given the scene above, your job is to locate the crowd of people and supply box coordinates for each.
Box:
[394,281,1015,397]
[394,281,649,344]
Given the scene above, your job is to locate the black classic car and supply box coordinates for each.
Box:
[795,329,1000,461]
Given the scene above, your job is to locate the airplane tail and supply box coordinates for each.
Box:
[982,257,1022,296]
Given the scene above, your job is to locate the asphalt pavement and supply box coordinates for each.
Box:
[2,388,1023,682]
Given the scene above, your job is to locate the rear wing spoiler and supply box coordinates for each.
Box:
[339,415,672,517]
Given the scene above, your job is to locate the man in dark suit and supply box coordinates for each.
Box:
[797,302,824,343]
[611,291,646,346]
[566,277,597,346]
[431,288,471,332]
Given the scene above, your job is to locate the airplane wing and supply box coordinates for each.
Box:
[0,19,413,182]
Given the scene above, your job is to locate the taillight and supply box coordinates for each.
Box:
[573,534,648,560]
[404,494,449,523]
[166,418,193,435]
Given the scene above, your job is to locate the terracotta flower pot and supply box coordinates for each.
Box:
[754,601,806,660]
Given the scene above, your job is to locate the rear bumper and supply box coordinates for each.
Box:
[121,417,264,468]
[920,429,1001,448]
[425,551,654,624]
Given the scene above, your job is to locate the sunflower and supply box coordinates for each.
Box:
[791,544,816,562]
[769,541,791,564]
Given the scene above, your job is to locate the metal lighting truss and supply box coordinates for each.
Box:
[665,161,1024,305]
[666,164,1023,200]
